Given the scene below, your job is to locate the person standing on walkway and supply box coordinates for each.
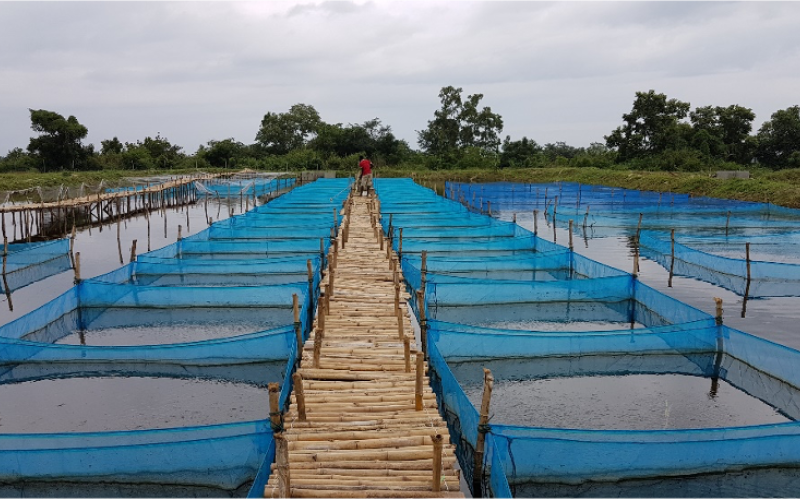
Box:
[357,155,374,196]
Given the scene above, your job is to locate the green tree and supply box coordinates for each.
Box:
[255,104,322,155]
[605,90,692,161]
[200,138,249,168]
[417,86,504,158]
[690,105,755,163]
[499,136,542,168]
[756,105,800,169]
[0,147,38,172]
[26,109,93,171]
[100,137,125,155]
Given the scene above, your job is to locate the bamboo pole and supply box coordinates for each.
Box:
[715,297,723,325]
[416,289,427,357]
[473,368,494,496]
[269,382,282,432]
[116,211,123,264]
[74,251,81,284]
[399,228,403,257]
[293,372,307,421]
[415,353,424,411]
[404,336,411,373]
[397,308,404,340]
[177,224,182,241]
[328,265,335,298]
[293,293,303,358]
[275,432,291,498]
[130,239,137,263]
[512,213,516,224]
[487,200,492,217]
[533,209,538,235]
[568,219,573,251]
[633,243,640,278]
[432,434,443,493]
[583,206,589,229]
[668,228,675,287]
[726,210,731,236]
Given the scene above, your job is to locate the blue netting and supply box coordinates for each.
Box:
[640,230,800,297]
[376,178,800,497]
[195,176,293,197]
[0,177,352,494]
[1,239,71,293]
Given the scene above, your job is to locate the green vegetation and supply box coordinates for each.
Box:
[2,87,799,206]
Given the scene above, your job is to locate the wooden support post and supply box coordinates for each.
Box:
[415,352,424,411]
[275,432,291,498]
[74,251,81,284]
[328,266,334,298]
[268,382,282,432]
[130,239,137,263]
[416,289,427,357]
[568,219,574,251]
[487,200,492,217]
[668,229,676,287]
[292,372,307,422]
[715,297,723,325]
[293,293,303,358]
[404,336,411,373]
[397,307,405,340]
[432,434,444,493]
[332,239,338,270]
[313,329,323,368]
[633,243,640,278]
[306,259,314,313]
[583,206,589,229]
[398,227,403,257]
[116,212,123,264]
[512,213,516,224]
[177,224,182,241]
[473,368,494,497]
[726,210,731,236]
[533,209,538,235]
[636,212,643,244]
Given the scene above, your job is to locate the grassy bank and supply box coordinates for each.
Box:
[375,167,800,209]
[3,167,800,208]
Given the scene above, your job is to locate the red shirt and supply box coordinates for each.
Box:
[359,158,372,175]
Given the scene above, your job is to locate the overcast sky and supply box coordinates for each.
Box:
[1,1,799,156]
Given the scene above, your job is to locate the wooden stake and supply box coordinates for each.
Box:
[726,210,731,236]
[568,219,574,251]
[292,372,307,422]
[398,227,403,257]
[432,434,443,492]
[416,289,427,357]
[397,308,405,340]
[512,213,516,223]
[328,266,334,298]
[74,251,81,284]
[275,432,291,498]
[130,239,137,263]
[313,329,323,368]
[667,229,675,288]
[583,206,589,229]
[714,297,723,325]
[268,382,282,432]
[487,200,492,217]
[404,336,411,373]
[633,244,640,278]
[177,224,182,241]
[293,293,303,357]
[415,353,424,411]
[473,368,494,496]
[533,209,538,235]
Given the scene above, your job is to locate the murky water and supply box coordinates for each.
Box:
[463,373,788,430]
[0,376,266,432]
[0,196,254,326]
[55,322,276,346]
[500,210,800,351]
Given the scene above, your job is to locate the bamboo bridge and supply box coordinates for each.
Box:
[265,190,463,498]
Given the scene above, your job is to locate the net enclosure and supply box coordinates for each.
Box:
[0,177,354,496]
[375,178,800,498]
[0,238,71,293]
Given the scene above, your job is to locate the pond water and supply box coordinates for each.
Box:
[0,376,266,432]
[463,373,789,430]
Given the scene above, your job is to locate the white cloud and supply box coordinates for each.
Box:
[1,1,800,154]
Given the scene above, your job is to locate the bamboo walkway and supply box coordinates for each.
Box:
[265,191,463,498]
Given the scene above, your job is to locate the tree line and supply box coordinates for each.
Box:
[1,88,799,173]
